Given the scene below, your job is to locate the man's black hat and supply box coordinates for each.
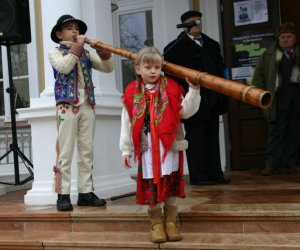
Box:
[181,10,202,23]
[51,14,87,43]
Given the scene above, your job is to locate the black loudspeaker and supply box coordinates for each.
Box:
[0,0,31,45]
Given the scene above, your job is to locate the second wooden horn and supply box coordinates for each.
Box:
[86,38,272,109]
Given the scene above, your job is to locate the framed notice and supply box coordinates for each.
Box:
[234,0,269,26]
[231,29,275,80]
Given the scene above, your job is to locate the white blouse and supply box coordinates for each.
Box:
[119,84,201,179]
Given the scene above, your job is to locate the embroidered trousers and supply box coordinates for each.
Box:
[55,100,95,194]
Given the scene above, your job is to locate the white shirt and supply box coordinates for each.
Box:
[119,85,201,178]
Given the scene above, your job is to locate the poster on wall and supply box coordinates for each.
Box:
[234,0,268,26]
[231,29,275,80]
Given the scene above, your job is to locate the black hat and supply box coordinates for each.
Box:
[181,10,202,23]
[51,14,87,43]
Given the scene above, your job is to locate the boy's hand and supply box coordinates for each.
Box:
[69,35,85,58]
[122,155,132,169]
[89,39,101,48]
[89,39,112,60]
[186,77,200,90]
[74,35,85,47]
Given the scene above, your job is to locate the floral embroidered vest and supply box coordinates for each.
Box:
[53,45,96,105]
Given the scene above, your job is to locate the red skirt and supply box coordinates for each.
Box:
[136,151,185,206]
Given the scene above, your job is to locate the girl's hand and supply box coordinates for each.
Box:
[186,77,200,90]
[122,155,132,169]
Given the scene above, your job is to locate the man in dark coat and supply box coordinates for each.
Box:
[252,22,300,176]
[163,10,230,185]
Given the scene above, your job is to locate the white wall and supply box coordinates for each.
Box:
[153,0,190,52]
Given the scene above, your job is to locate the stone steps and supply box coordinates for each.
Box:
[2,203,300,249]
[2,173,300,249]
[1,231,300,249]
[2,203,300,233]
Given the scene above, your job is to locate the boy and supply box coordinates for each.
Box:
[49,15,114,211]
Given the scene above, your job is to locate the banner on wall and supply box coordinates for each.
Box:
[231,29,275,80]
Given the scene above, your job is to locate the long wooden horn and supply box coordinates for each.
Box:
[85,38,272,109]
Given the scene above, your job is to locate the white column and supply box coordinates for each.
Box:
[82,0,121,107]
[39,0,82,100]
[19,0,135,205]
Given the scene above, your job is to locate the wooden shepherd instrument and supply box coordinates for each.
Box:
[85,38,272,109]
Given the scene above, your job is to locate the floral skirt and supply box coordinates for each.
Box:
[136,151,185,206]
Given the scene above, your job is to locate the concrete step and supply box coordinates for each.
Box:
[2,203,300,234]
[1,231,300,249]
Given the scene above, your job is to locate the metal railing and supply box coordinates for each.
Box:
[0,130,32,165]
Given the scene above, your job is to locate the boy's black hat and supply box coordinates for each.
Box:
[180,10,202,22]
[51,14,87,43]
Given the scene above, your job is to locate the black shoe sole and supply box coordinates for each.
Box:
[77,200,107,206]
[56,204,73,211]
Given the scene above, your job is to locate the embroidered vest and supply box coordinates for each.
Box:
[53,45,96,105]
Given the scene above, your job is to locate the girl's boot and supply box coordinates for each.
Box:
[163,206,182,241]
[148,207,167,243]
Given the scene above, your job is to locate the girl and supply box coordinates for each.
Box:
[120,47,200,243]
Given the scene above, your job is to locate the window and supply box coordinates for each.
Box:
[11,45,30,109]
[0,44,31,164]
[0,49,4,116]
[0,44,29,118]
[113,0,154,92]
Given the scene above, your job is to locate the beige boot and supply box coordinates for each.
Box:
[148,207,167,243]
[163,206,182,241]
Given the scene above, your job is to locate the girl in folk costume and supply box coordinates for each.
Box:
[120,47,201,243]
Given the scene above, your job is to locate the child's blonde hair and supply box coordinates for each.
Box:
[135,47,164,66]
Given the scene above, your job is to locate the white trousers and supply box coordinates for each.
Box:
[55,101,95,194]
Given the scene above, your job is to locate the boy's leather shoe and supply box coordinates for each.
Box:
[57,194,73,211]
[77,192,106,206]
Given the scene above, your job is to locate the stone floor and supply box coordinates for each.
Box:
[2,169,300,213]
[1,169,300,249]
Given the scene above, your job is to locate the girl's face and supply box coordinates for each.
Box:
[135,62,162,84]
[56,21,80,42]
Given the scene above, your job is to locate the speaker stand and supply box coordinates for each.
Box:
[0,42,34,186]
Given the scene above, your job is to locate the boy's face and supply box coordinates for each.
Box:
[56,21,80,42]
[135,62,162,84]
